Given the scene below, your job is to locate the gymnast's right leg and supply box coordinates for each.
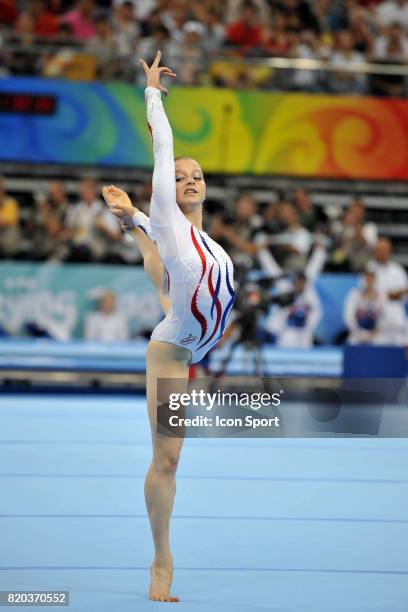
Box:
[145,339,191,602]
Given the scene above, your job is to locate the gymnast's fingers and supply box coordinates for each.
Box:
[139,58,149,74]
[152,49,162,68]
[109,205,123,216]
[159,67,177,77]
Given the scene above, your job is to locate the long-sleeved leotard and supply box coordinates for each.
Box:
[144,86,235,364]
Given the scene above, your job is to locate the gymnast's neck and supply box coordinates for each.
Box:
[180,203,203,231]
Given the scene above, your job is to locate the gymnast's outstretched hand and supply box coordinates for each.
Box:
[139,50,176,96]
[101,185,137,229]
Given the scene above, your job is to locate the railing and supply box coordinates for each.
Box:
[1,30,408,94]
[241,56,408,76]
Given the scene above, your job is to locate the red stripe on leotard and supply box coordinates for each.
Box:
[190,225,208,342]
[198,263,222,349]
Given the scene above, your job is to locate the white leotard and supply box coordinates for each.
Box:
[143,86,235,364]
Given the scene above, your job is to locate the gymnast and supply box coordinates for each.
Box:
[102,50,235,602]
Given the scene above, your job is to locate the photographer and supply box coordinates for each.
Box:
[210,279,273,377]
[257,240,325,348]
[263,271,322,348]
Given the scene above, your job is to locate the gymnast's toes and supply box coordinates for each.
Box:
[150,593,179,602]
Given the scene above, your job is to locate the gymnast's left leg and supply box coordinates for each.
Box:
[145,339,191,602]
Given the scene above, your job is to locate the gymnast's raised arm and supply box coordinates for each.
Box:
[140,51,179,228]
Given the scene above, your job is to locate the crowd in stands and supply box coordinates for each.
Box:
[2,173,408,348]
[0,175,382,273]
[1,0,408,94]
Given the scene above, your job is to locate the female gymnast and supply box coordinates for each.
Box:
[102,51,235,602]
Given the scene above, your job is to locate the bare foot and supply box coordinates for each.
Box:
[149,557,179,602]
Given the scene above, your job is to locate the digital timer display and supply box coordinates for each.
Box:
[0,93,57,115]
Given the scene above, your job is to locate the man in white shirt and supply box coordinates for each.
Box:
[373,22,408,57]
[266,202,312,272]
[84,291,129,342]
[376,0,408,31]
[112,0,156,20]
[66,178,121,261]
[369,238,408,345]
[344,267,386,345]
[329,30,366,94]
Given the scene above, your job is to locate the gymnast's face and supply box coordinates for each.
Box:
[175,158,206,210]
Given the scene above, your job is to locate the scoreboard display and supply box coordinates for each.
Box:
[0,92,57,115]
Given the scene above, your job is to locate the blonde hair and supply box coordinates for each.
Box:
[174,156,203,173]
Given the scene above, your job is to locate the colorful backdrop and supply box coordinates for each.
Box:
[2,77,408,178]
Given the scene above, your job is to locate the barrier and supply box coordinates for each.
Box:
[0,339,343,378]
[2,77,408,178]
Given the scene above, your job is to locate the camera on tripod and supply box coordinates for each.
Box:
[235,271,307,341]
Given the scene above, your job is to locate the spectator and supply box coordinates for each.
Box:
[31,181,71,260]
[369,237,408,345]
[225,0,271,24]
[45,0,75,16]
[267,201,312,271]
[290,32,322,91]
[199,8,225,54]
[112,0,156,21]
[313,0,349,34]
[359,0,383,6]
[62,0,96,41]
[376,0,408,31]
[135,25,177,83]
[161,1,190,43]
[84,290,129,341]
[348,5,374,55]
[344,267,386,344]
[331,202,375,272]
[208,56,255,88]
[218,193,263,269]
[259,200,282,235]
[351,198,378,244]
[264,270,322,347]
[116,230,144,264]
[175,22,205,85]
[293,188,317,231]
[47,180,70,215]
[0,0,19,26]
[41,22,84,77]
[225,1,263,51]
[0,176,20,258]
[139,7,164,38]
[0,35,11,78]
[372,21,408,57]
[15,0,59,37]
[273,0,320,34]
[86,15,117,78]
[369,22,408,95]
[54,21,77,44]
[12,11,38,74]
[134,180,153,215]
[66,178,121,261]
[113,0,140,61]
[329,30,366,94]
[259,14,291,56]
